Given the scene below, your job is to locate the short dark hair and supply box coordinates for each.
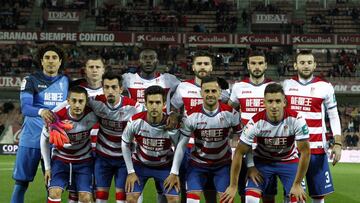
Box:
[248,50,265,58]
[264,83,285,96]
[201,76,219,87]
[38,44,65,68]
[86,55,105,65]
[295,49,313,62]
[3,102,14,114]
[102,71,122,86]
[140,48,158,58]
[144,85,166,102]
[192,51,213,64]
[68,85,88,99]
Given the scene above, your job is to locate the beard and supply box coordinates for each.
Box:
[194,70,209,79]
[298,70,314,80]
[249,69,265,79]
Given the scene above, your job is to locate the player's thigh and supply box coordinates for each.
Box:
[49,160,70,192]
[94,156,114,188]
[213,164,231,193]
[246,162,275,193]
[276,162,298,196]
[114,159,128,190]
[186,165,208,192]
[12,146,41,182]
[151,167,179,196]
[306,154,334,196]
[74,162,93,194]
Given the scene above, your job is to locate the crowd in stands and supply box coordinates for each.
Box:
[0,0,33,30]
[339,105,360,148]
[0,101,22,144]
[329,50,360,77]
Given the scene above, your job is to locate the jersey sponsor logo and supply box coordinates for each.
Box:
[263,137,288,148]
[44,92,64,106]
[289,96,312,111]
[142,138,166,149]
[244,98,264,112]
[200,129,224,141]
[190,98,203,107]
[134,82,143,85]
[68,131,89,144]
[187,90,198,94]
[100,118,126,132]
[242,90,252,94]
[196,121,207,125]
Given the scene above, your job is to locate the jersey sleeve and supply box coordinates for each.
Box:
[170,84,184,110]
[167,74,181,93]
[240,119,257,146]
[294,113,310,141]
[229,83,239,105]
[179,116,194,137]
[122,119,137,144]
[324,83,337,109]
[122,73,130,90]
[231,109,242,136]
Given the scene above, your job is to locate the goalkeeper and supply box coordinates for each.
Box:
[40,86,98,203]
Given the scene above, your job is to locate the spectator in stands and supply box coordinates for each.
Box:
[351,133,359,147]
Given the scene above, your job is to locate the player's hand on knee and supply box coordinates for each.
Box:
[290,183,307,202]
[220,185,237,203]
[247,166,263,186]
[126,173,140,193]
[164,173,180,193]
[44,169,51,186]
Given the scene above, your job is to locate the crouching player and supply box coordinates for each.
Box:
[40,86,98,203]
[221,83,311,203]
[121,85,181,203]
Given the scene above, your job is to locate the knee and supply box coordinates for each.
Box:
[15,180,29,187]
[78,192,92,203]
[48,188,63,199]
[166,195,180,203]
[126,193,140,203]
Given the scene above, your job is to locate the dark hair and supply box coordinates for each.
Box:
[192,51,213,64]
[247,50,266,62]
[264,83,285,96]
[68,85,88,99]
[102,71,122,86]
[295,49,313,62]
[144,85,166,102]
[201,76,219,87]
[140,48,158,58]
[37,44,65,68]
[86,55,105,65]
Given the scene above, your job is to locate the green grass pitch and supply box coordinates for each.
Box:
[1,155,360,202]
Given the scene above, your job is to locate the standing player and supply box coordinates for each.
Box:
[11,44,69,203]
[170,76,241,202]
[170,51,218,202]
[221,83,311,203]
[283,50,342,203]
[228,50,274,202]
[122,48,180,112]
[89,72,143,203]
[121,86,180,203]
[41,86,97,203]
[122,48,181,202]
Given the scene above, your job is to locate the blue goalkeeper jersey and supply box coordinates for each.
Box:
[19,71,69,149]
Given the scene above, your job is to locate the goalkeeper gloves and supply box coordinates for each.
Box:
[49,120,73,149]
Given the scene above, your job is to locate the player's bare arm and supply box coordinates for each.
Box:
[221,142,251,203]
[290,140,310,202]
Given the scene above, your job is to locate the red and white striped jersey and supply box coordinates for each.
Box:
[283,76,337,154]
[77,79,103,149]
[181,103,241,167]
[122,112,179,167]
[170,79,203,115]
[122,73,180,111]
[230,78,273,125]
[241,109,309,163]
[50,106,97,163]
[89,95,144,158]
